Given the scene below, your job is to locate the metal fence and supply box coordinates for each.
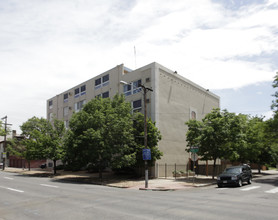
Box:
[155,163,226,178]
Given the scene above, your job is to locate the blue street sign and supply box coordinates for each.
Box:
[142,149,151,160]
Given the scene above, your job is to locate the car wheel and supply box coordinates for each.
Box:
[218,184,222,188]
[248,177,252,184]
[238,179,242,187]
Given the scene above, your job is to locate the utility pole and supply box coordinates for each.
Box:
[120,80,153,188]
[140,84,153,188]
[1,116,7,170]
[1,116,12,170]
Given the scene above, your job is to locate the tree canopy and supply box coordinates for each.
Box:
[0,121,5,136]
[63,94,136,178]
[186,109,233,178]
[186,108,277,178]
[9,116,65,173]
[131,113,162,168]
[20,117,49,168]
[63,94,163,178]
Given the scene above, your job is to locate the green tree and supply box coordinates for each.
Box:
[186,109,228,179]
[225,113,249,162]
[0,121,5,136]
[186,109,244,179]
[186,108,277,176]
[131,113,163,168]
[20,117,48,170]
[268,72,278,167]
[263,116,278,169]
[7,138,26,168]
[63,94,136,179]
[44,119,66,174]
[20,116,65,173]
[271,72,278,112]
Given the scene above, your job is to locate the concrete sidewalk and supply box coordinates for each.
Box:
[2,167,278,191]
[1,167,216,190]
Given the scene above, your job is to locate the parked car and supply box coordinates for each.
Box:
[217,164,252,187]
[40,163,47,169]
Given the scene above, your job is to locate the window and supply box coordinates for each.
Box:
[123,79,142,96]
[64,93,68,103]
[124,84,132,96]
[74,88,80,98]
[95,78,101,89]
[132,99,142,112]
[81,85,86,96]
[95,74,109,89]
[133,79,142,94]
[49,100,53,109]
[49,112,54,121]
[63,106,69,116]
[74,85,86,98]
[191,111,196,120]
[75,100,86,112]
[102,91,109,98]
[64,120,69,129]
[102,74,109,87]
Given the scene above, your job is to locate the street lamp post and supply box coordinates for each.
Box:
[120,81,153,188]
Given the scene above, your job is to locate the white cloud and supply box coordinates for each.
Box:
[0,0,278,131]
[263,110,274,120]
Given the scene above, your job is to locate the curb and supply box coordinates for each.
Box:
[139,187,176,191]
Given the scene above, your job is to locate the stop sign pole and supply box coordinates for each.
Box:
[190,146,199,184]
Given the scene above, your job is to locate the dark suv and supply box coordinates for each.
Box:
[217,164,252,187]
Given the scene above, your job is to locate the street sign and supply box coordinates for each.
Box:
[190,146,199,153]
[191,153,198,161]
[142,149,151,160]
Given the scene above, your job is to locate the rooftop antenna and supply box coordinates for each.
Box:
[134,46,137,69]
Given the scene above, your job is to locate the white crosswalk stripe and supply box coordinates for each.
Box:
[265,187,278,194]
[40,184,59,188]
[216,185,278,194]
[240,186,261,191]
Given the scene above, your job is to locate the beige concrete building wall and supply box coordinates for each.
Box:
[152,63,220,170]
[47,65,125,123]
[47,62,220,176]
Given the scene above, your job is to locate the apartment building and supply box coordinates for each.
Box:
[47,62,220,176]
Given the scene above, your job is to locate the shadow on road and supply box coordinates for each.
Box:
[253,176,278,186]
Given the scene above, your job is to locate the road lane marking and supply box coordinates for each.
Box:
[7,188,24,193]
[265,187,278,194]
[240,186,261,191]
[4,177,14,180]
[40,184,59,188]
[0,185,24,193]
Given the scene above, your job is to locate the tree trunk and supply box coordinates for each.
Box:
[99,162,103,182]
[21,158,25,170]
[98,154,103,182]
[28,161,31,171]
[212,158,216,179]
[53,159,57,175]
[258,163,261,174]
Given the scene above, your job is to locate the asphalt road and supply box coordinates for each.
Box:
[0,171,278,220]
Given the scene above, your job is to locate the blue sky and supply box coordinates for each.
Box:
[0,0,278,132]
[213,81,274,118]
